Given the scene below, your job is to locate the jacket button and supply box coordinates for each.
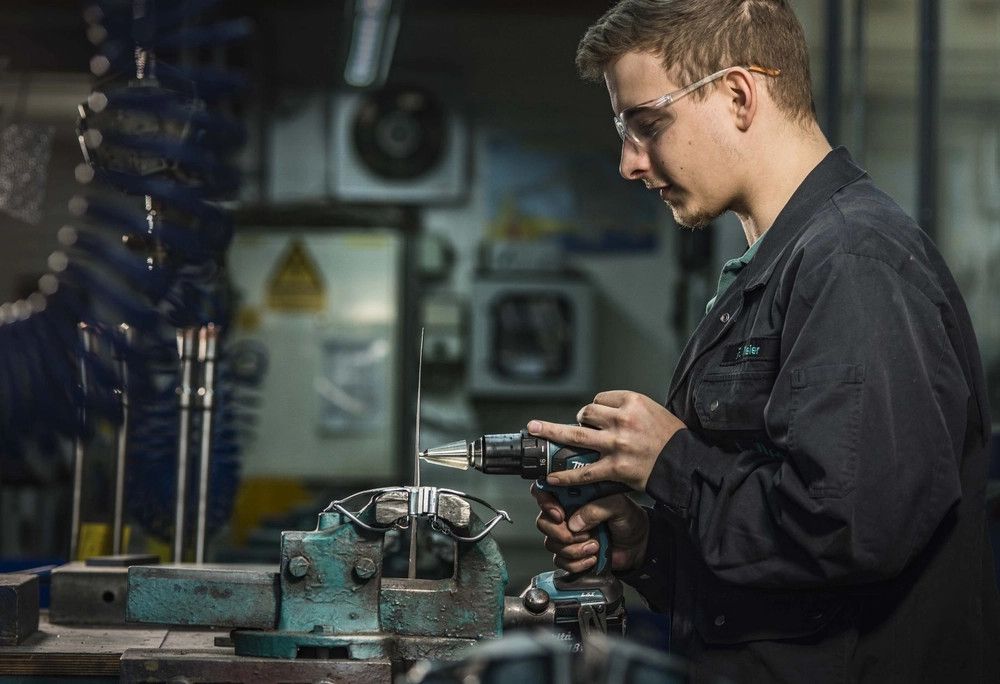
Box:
[714,614,726,627]
[709,399,720,412]
[720,312,730,323]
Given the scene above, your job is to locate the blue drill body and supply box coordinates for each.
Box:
[535,443,629,575]
[470,431,629,575]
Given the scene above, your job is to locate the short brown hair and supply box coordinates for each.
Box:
[576,0,815,120]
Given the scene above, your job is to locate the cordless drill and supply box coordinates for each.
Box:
[421,430,630,638]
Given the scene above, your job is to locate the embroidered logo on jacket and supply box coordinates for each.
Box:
[721,337,780,365]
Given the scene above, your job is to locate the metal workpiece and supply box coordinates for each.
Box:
[0,574,39,646]
[50,557,151,626]
[375,490,472,532]
[325,486,510,543]
[126,564,279,629]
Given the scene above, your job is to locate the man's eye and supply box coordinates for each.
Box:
[629,113,665,139]
[638,119,659,134]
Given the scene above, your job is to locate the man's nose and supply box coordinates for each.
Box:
[619,140,649,181]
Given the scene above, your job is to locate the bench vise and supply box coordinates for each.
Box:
[127,486,511,672]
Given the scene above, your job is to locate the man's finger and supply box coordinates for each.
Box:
[526,420,611,453]
[545,458,615,487]
[529,483,564,523]
[529,482,558,503]
[556,494,628,533]
[593,390,631,407]
[536,515,591,544]
[545,538,599,559]
[554,554,597,574]
[575,402,617,429]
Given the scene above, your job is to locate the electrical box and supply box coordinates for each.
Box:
[227,229,404,480]
[468,276,594,399]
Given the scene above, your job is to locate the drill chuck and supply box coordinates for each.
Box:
[423,429,627,577]
[471,431,548,479]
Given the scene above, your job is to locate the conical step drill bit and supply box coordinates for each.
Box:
[419,440,471,470]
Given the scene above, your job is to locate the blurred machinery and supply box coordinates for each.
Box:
[0,0,255,664]
[0,0,253,564]
[267,83,468,205]
[69,0,253,564]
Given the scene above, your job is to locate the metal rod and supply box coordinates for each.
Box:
[407,328,425,580]
[414,327,424,489]
[112,323,133,555]
[917,0,940,239]
[194,324,219,564]
[70,322,94,561]
[173,327,197,563]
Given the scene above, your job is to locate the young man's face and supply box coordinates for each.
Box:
[605,51,739,229]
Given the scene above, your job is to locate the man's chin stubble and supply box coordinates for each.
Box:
[670,205,715,230]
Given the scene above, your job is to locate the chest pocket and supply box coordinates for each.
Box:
[693,369,775,432]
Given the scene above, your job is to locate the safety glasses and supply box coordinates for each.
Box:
[613,65,781,148]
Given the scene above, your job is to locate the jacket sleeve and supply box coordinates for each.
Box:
[614,506,675,612]
[646,250,969,588]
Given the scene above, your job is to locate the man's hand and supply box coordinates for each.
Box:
[529,390,686,491]
[532,485,649,574]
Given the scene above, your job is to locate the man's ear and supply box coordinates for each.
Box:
[724,68,758,131]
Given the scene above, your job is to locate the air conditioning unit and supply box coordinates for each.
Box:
[267,84,469,204]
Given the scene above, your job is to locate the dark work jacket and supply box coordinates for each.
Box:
[623,148,1000,683]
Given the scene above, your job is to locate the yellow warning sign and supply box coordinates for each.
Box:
[266,239,327,312]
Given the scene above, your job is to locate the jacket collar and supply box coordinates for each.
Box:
[738,146,867,293]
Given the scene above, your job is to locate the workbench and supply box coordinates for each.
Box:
[0,613,395,682]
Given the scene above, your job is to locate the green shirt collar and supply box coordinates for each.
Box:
[705,233,766,314]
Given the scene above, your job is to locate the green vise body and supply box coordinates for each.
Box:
[127,488,509,665]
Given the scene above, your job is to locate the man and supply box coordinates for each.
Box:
[529,1,1000,682]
